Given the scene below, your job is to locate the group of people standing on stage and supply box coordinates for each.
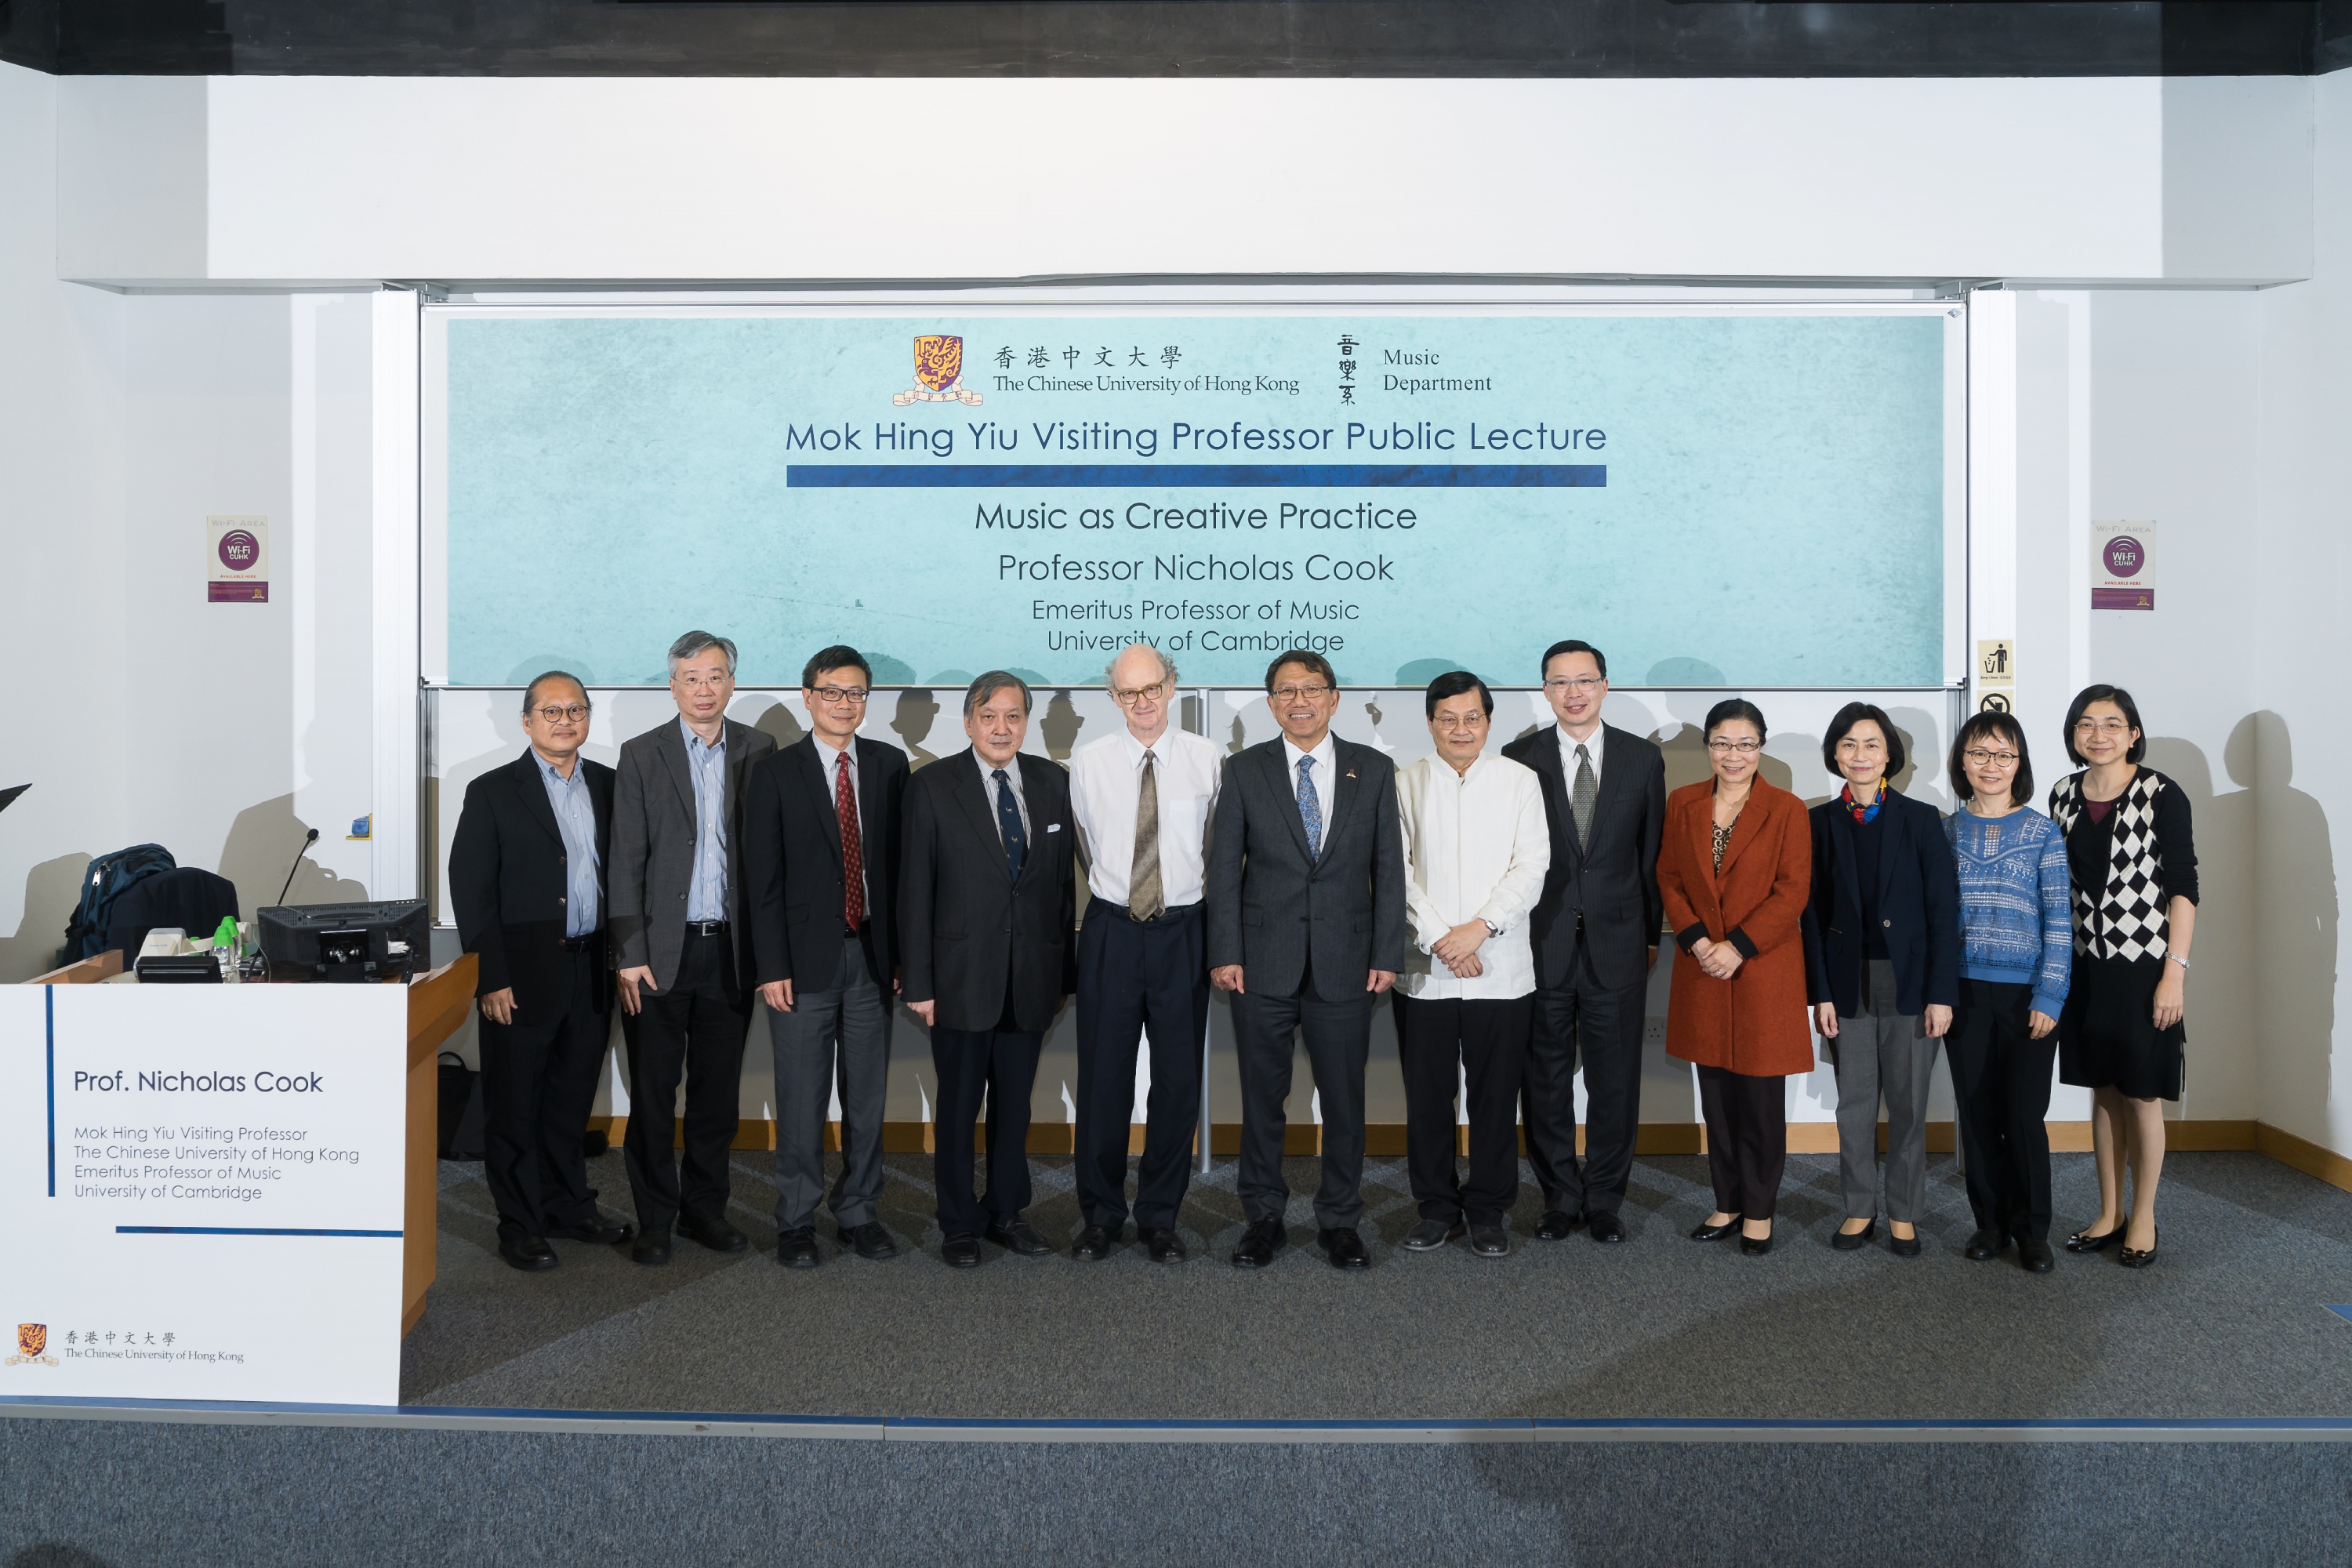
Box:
[448,630,2196,1277]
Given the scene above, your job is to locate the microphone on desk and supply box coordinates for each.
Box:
[277,828,320,906]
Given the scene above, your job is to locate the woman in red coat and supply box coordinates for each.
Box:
[1661,699,1815,1254]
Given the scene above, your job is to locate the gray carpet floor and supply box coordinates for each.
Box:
[403,1146,2352,1421]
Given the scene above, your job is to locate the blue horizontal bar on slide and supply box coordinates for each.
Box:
[114,1226,401,1237]
[786,464,1606,488]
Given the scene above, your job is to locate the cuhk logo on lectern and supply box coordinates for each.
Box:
[894,335,982,407]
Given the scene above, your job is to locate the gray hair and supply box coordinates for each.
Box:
[1105,642,1178,691]
[667,630,738,677]
[521,671,590,717]
[963,670,1033,718]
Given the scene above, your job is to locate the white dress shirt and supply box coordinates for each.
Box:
[1069,724,1223,908]
[1280,731,1338,850]
[973,748,1032,846]
[1556,720,1606,787]
[1395,752,1552,1000]
[814,731,866,907]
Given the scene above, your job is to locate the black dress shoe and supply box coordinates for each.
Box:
[1690,1214,1742,1243]
[680,1214,749,1254]
[1317,1227,1371,1270]
[630,1235,672,1267]
[1888,1231,1922,1258]
[2017,1237,2056,1273]
[1739,1230,1775,1256]
[985,1218,1054,1258]
[2066,1219,2128,1254]
[1143,1228,1186,1264]
[776,1226,820,1269]
[1402,1218,1465,1251]
[2117,1226,2159,1269]
[1468,1224,1511,1258]
[942,1232,982,1269]
[547,1215,636,1246]
[1584,1212,1627,1244]
[1964,1227,2006,1261]
[1072,1224,1119,1261]
[837,1221,898,1261]
[1535,1209,1580,1242]
[1832,1219,1878,1252]
[499,1235,558,1272]
[1231,1218,1284,1269]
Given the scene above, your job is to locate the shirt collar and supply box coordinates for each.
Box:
[1121,725,1174,765]
[678,716,724,754]
[1556,722,1605,760]
[1282,731,1335,771]
[535,752,581,789]
[814,730,853,761]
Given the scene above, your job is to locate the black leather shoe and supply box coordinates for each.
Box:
[776,1226,820,1269]
[1535,1209,1580,1241]
[2018,1237,2056,1274]
[837,1221,898,1261]
[1402,1218,1465,1251]
[1964,1227,2006,1261]
[1832,1218,1877,1252]
[1231,1218,1284,1269]
[1739,1231,1775,1256]
[1072,1224,1119,1261]
[630,1235,672,1266]
[1318,1227,1372,1270]
[1468,1224,1511,1258]
[1584,1212,1627,1244]
[942,1232,982,1269]
[547,1215,636,1246]
[2117,1226,2159,1269]
[1690,1214,1742,1243]
[1143,1228,1186,1265]
[680,1214,749,1254]
[499,1235,558,1272]
[2066,1219,2128,1254]
[985,1218,1054,1258]
[1888,1231,1922,1258]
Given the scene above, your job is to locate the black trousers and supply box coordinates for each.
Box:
[1234,962,1376,1231]
[1696,1063,1787,1221]
[1947,978,2057,1241]
[477,942,609,1243]
[1523,952,1650,1220]
[619,929,749,1231]
[1074,900,1207,1232]
[930,1016,1044,1239]
[1393,991,1530,1225]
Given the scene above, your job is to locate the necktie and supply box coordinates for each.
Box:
[1296,754,1323,859]
[1130,750,1163,920]
[837,750,865,930]
[993,767,1027,880]
[1571,742,1598,851]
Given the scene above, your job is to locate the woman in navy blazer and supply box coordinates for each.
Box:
[1802,702,1962,1257]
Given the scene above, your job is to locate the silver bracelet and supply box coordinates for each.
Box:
[2168,953,2190,970]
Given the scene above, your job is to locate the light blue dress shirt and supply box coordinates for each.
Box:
[681,718,730,923]
[536,752,601,938]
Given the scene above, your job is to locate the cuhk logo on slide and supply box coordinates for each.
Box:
[8,1323,55,1366]
[216,530,261,571]
[894,335,982,408]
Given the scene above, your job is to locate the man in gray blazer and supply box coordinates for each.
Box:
[1206,648,1407,1271]
[610,630,777,1265]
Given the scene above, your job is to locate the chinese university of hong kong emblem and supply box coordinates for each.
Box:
[8,1323,55,1366]
[894,335,982,407]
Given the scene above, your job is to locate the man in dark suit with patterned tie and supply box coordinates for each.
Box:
[1501,639,1667,1244]
[1205,649,1408,1271]
[898,672,1078,1269]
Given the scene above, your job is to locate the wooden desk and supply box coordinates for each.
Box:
[404,953,476,1335]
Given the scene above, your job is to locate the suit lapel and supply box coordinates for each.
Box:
[1263,743,1316,862]
[1013,754,1054,888]
[510,750,564,849]
[1524,731,1576,864]
[951,750,1014,883]
[800,739,846,869]
[1832,808,1862,920]
[1583,727,1633,849]
[858,740,891,864]
[1713,780,1769,886]
[1874,793,1904,913]
[655,719,697,829]
[1320,742,1360,864]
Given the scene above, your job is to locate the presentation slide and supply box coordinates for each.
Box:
[437,308,1952,688]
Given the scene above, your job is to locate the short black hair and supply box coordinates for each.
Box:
[1265,648,1338,692]
[802,645,873,690]
[964,670,1032,718]
[1424,670,1494,719]
[1538,639,1608,681]
[521,671,590,717]
[2063,684,2147,765]
[1821,701,1906,777]
[1947,710,2035,808]
[1703,698,1767,744]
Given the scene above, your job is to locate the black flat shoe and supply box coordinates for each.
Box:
[1072,1224,1119,1261]
[985,1218,1054,1257]
[1831,1219,1877,1252]
[1584,1212,1627,1244]
[1468,1225,1510,1258]
[1142,1228,1187,1264]
[1690,1214,1742,1243]
[681,1214,749,1254]
[547,1216,636,1246]
[1317,1227,1372,1270]
[2117,1227,2160,1269]
[1231,1218,1285,1269]
[1535,1209,1580,1241]
[499,1235,558,1272]
[629,1235,671,1267]
[1739,1231,1775,1256]
[2066,1220,2128,1254]
[775,1226,820,1269]
[1402,1218,1465,1251]
[1888,1231,1922,1258]
[942,1232,982,1269]
[837,1221,899,1261]
[1964,1227,2006,1261]
[2017,1238,2056,1273]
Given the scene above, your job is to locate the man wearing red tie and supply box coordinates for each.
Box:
[743,648,909,1269]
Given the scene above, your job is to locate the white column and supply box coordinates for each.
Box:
[370,288,421,901]
[1966,290,2018,669]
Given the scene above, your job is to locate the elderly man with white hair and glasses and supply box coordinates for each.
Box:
[1065,643,1223,1263]
[609,630,777,1265]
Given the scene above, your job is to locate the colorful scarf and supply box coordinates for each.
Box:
[1840,781,1890,826]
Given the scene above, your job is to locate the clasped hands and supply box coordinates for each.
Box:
[1430,919,1489,979]
[1686,935,1744,981]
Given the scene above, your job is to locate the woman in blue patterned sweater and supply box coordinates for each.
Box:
[1942,710,2073,1274]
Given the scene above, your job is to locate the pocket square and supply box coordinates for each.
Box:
[1047,822,1062,833]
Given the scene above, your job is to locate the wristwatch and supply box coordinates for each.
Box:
[1482,919,1501,938]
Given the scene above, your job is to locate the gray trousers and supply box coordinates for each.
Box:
[768,933,893,1233]
[1831,959,1940,1224]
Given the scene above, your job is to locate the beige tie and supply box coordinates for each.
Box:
[1130,751,1163,920]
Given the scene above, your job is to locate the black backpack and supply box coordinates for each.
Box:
[61,844,176,964]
